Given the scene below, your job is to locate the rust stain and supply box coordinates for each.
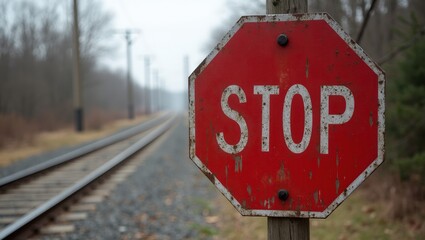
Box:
[313,191,319,205]
[293,13,306,21]
[247,185,252,196]
[262,198,274,209]
[369,112,374,126]
[233,155,243,172]
[277,162,285,181]
[305,58,309,80]
[345,50,351,57]
[335,178,340,195]
[336,151,339,167]
[256,15,267,21]
[203,170,215,183]
[192,58,207,77]
[189,139,195,158]
[279,72,288,85]
[225,165,228,185]
[295,205,301,216]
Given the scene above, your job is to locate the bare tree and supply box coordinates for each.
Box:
[0,0,133,134]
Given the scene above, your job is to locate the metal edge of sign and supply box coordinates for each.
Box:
[319,13,386,219]
[188,13,385,218]
[188,12,247,168]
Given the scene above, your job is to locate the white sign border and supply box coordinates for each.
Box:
[188,13,385,218]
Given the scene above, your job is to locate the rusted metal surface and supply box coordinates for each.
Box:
[189,13,385,218]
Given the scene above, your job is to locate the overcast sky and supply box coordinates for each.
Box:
[101,0,232,93]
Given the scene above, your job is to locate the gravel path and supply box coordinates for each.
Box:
[50,116,220,240]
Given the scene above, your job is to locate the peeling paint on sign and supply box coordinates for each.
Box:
[189,13,385,218]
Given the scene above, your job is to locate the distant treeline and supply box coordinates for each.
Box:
[0,0,149,134]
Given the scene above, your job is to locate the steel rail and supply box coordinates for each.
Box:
[0,112,172,188]
[0,114,177,239]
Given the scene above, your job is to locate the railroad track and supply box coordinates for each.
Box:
[0,113,177,239]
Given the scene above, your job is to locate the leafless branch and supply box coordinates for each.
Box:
[356,0,378,44]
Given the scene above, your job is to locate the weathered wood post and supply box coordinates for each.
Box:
[266,2,309,240]
[266,0,307,14]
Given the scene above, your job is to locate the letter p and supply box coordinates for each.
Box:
[320,86,354,154]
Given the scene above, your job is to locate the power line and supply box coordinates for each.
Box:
[117,0,136,28]
[144,56,151,114]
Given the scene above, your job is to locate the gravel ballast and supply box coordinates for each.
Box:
[46,117,221,239]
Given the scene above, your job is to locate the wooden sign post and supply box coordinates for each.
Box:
[266,1,309,239]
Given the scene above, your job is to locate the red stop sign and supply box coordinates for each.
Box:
[189,13,385,218]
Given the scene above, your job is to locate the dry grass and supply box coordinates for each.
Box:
[0,114,37,148]
[0,114,151,167]
[211,169,425,240]
[310,188,418,240]
[211,190,267,240]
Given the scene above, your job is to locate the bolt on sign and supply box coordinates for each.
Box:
[189,13,385,218]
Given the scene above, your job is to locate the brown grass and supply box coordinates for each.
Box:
[211,167,425,239]
[0,114,150,167]
[0,114,37,148]
[211,190,266,240]
[85,109,126,131]
[360,167,425,235]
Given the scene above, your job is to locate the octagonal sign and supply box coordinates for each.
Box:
[189,13,385,218]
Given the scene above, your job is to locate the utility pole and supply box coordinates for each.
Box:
[183,55,189,111]
[265,2,309,240]
[266,0,307,13]
[153,70,159,113]
[125,31,134,119]
[144,56,151,114]
[121,30,139,119]
[72,0,83,132]
[158,78,165,111]
[183,55,189,91]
